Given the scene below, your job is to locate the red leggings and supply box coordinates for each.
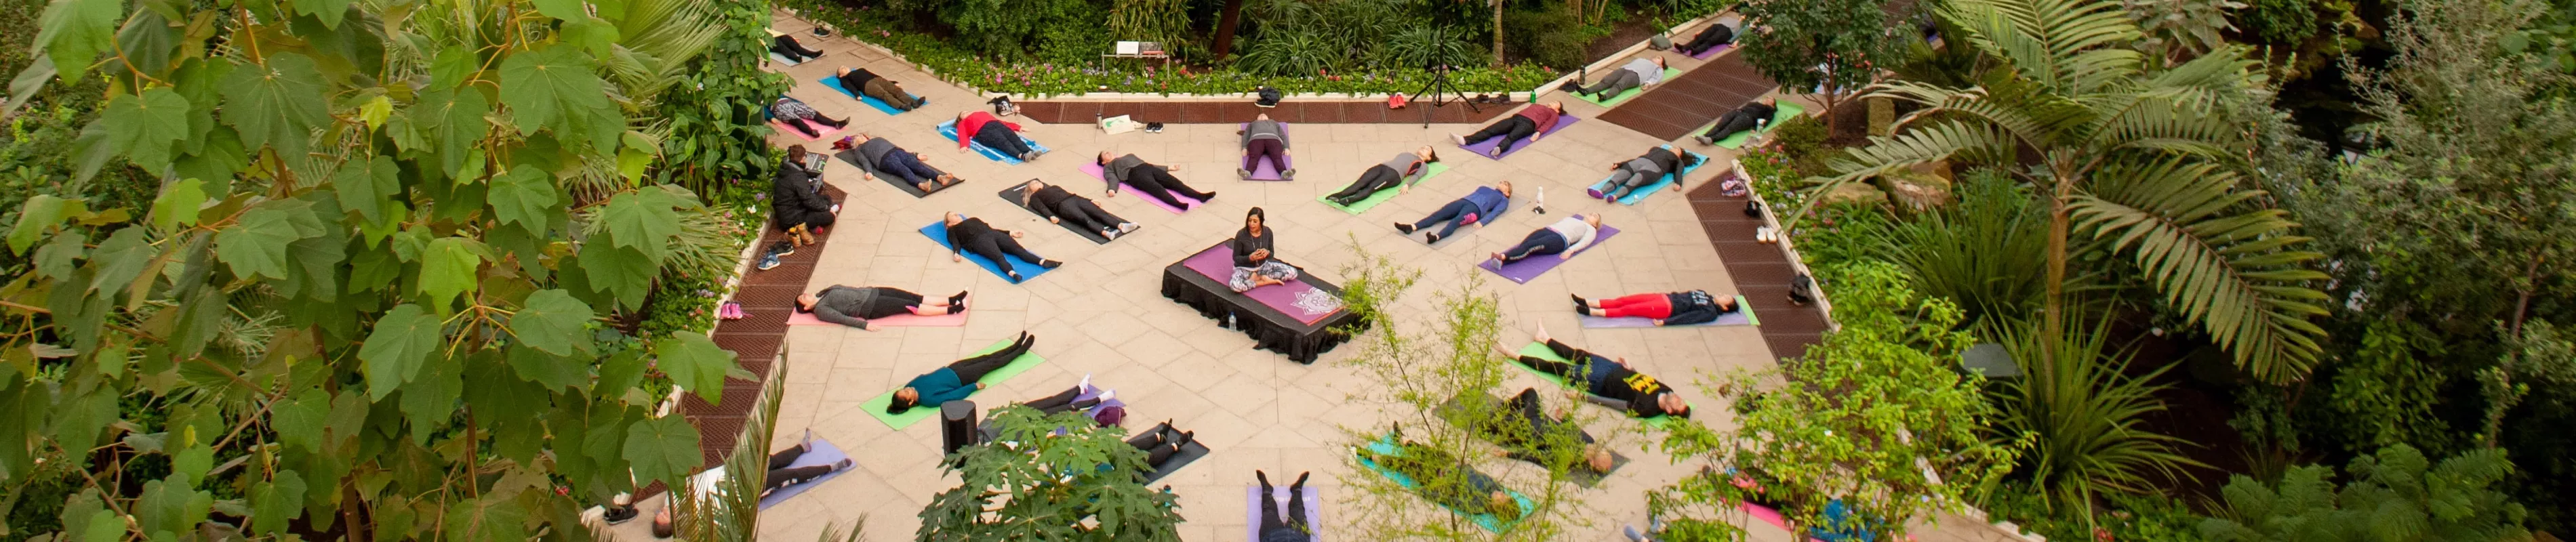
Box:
[1599,293,1672,318]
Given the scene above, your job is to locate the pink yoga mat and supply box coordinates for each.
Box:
[1240,123,1294,181]
[1181,244,1342,325]
[1245,486,1323,542]
[772,119,841,141]
[1479,219,1621,285]
[1460,112,1580,160]
[1689,43,1734,60]
[1080,161,1203,213]
[784,311,967,327]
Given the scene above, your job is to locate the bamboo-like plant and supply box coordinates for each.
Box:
[1989,309,2207,528]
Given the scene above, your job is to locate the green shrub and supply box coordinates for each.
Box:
[1505,6,1596,70]
[2238,0,2320,45]
[1980,481,2210,542]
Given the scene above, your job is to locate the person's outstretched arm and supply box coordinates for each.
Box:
[811,304,870,329]
[919,381,978,406]
[1562,224,1598,256]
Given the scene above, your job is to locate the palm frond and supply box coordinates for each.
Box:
[672,347,789,542]
[1790,122,2017,229]
[2069,158,2330,382]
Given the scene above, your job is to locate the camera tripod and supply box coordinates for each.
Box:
[1411,64,1482,127]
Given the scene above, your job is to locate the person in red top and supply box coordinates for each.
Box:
[955,110,1045,161]
[1452,102,1565,158]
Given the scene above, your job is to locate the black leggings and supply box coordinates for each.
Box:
[973,123,1037,157]
[1124,166,1213,208]
[1465,117,1539,152]
[959,232,1045,267]
[1577,70,1643,97]
[1257,476,1312,539]
[762,444,832,492]
[771,35,824,62]
[1682,26,1733,55]
[1051,198,1123,234]
[1498,229,1569,262]
[856,289,925,319]
[1702,108,1766,141]
[782,114,848,138]
[1515,339,1602,381]
[1127,422,1188,466]
[949,334,1035,383]
[1327,165,1403,205]
[1024,386,1103,415]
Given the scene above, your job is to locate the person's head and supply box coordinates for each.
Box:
[787,144,807,162]
[1256,112,1271,121]
[796,293,820,312]
[1586,447,1616,474]
[651,507,675,538]
[837,66,851,75]
[889,387,921,413]
[1497,181,1514,198]
[1544,101,1565,114]
[1716,295,1739,312]
[1659,394,1691,418]
[1414,145,1440,163]
[1488,492,1523,521]
[1245,207,1267,232]
[1584,214,1604,229]
[944,211,965,226]
[1093,405,1126,427]
[956,111,973,123]
[1761,96,1777,107]
[1653,56,1669,68]
[1026,178,1048,190]
[851,133,872,144]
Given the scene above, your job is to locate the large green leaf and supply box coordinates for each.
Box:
[413,87,493,178]
[497,46,622,151]
[578,244,654,310]
[150,178,206,231]
[399,352,464,442]
[654,333,735,404]
[621,415,702,489]
[332,156,397,226]
[290,0,350,28]
[443,494,531,542]
[416,236,488,308]
[597,188,680,262]
[489,165,559,230]
[360,304,443,400]
[220,54,333,157]
[511,289,594,356]
[271,387,329,453]
[249,471,308,535]
[136,473,213,536]
[9,194,74,253]
[31,0,122,82]
[213,204,306,280]
[506,345,590,393]
[99,87,193,171]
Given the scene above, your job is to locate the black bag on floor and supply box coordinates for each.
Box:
[1744,200,1764,217]
[1787,274,1815,306]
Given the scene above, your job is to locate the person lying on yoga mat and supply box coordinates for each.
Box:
[1098,152,1217,209]
[889,331,1038,414]
[942,213,1060,283]
[1679,22,1736,56]
[1693,98,1780,146]
[1127,420,1197,468]
[772,145,839,237]
[1596,146,1702,202]
[1570,56,1670,99]
[795,286,966,329]
[1230,207,1299,293]
[957,110,1044,161]
[1474,388,1619,475]
[1500,329,1693,419]
[1573,290,1738,326]
[1363,426,1526,521]
[1022,180,1140,240]
[833,67,920,110]
[1240,113,1294,180]
[1254,470,1316,542]
[1491,214,1603,264]
[846,133,957,192]
[1394,182,1512,243]
[649,429,852,538]
[1451,102,1565,158]
[770,97,847,138]
[770,34,824,62]
[1323,146,1441,206]
[1015,383,1115,419]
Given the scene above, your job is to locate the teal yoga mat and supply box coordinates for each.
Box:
[1586,147,1710,205]
[1352,432,1536,533]
[818,76,925,115]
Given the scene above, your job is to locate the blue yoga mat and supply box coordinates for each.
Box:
[937,120,1050,164]
[919,221,1055,283]
[1587,147,1708,205]
[817,77,925,115]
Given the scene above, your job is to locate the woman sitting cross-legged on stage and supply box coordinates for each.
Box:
[1230,207,1297,293]
[845,133,956,192]
[833,67,920,110]
[1491,215,1603,264]
[1394,182,1511,243]
[1323,146,1441,206]
[794,286,967,329]
[942,212,1062,283]
[1573,289,1738,326]
[1594,146,1700,202]
[1100,152,1217,209]
[1498,328,1692,419]
[887,332,1038,414]
[957,110,1044,161]
[1022,180,1140,240]
[770,97,848,138]
[1451,102,1566,157]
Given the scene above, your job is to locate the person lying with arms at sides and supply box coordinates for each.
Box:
[843,133,957,192]
[1394,182,1512,244]
[794,286,967,329]
[1594,146,1700,202]
[1099,151,1217,208]
[1230,207,1297,292]
[1573,290,1738,326]
[1451,102,1565,157]
[888,331,1038,414]
[1474,387,1618,475]
[1022,180,1140,240]
[770,96,847,138]
[770,33,824,62]
[649,428,851,538]
[1569,56,1670,100]
[957,110,1044,161]
[1497,327,1692,419]
[833,66,921,110]
[1491,214,1603,265]
[1322,146,1441,206]
[1363,423,1526,522]
[942,212,1062,283]
[1239,113,1294,180]
[1679,21,1736,56]
[1694,98,1779,146]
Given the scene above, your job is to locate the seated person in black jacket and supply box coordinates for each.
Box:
[1571,290,1738,326]
[1693,98,1781,146]
[1497,328,1693,419]
[771,145,838,234]
[942,212,1061,283]
[1680,22,1736,56]
[1020,180,1139,240]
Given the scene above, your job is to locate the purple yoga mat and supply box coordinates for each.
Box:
[1460,112,1580,160]
[1081,161,1202,213]
[1481,219,1622,285]
[1240,123,1294,181]
[1245,486,1323,542]
[1689,43,1734,60]
[1182,244,1343,325]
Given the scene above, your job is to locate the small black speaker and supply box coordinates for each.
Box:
[940,400,979,456]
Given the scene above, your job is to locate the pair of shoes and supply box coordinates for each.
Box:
[770,241,795,257]
[602,505,639,524]
[1586,186,1607,200]
[1145,122,1165,133]
[718,302,745,320]
[1756,226,1781,243]
[1449,133,1468,146]
[1238,168,1252,180]
[1103,228,1122,240]
[1394,222,1417,234]
[1572,294,1591,313]
[1694,134,1715,146]
[1020,150,1041,161]
[1006,271,1025,284]
[757,253,782,270]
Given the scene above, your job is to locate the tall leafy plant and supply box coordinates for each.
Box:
[1867,170,2055,326]
[658,0,794,203]
[919,406,1186,541]
[2200,444,2531,542]
[1734,0,1916,131]
[1990,310,2206,526]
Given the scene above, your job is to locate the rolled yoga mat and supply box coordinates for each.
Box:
[1570,67,1683,108]
[1081,161,1202,214]
[1586,148,1710,205]
[1460,112,1580,160]
[818,76,926,115]
[919,221,1058,283]
[1316,162,1451,215]
[937,120,1051,164]
[1244,485,1324,542]
[1507,341,1697,429]
[1576,295,1756,328]
[1478,218,1621,285]
[999,180,1121,244]
[861,339,1049,430]
[1179,244,1343,325]
[1239,122,1295,181]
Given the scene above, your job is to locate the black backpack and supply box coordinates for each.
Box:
[1787,274,1815,306]
[1255,87,1283,106]
[1744,200,1763,217]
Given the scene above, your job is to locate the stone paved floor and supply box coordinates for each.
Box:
[598,11,2028,542]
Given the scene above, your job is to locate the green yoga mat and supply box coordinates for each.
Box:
[863,339,1048,430]
[1712,102,1808,149]
[1353,432,1537,533]
[1508,342,1695,428]
[1319,162,1451,215]
[1572,68,1683,107]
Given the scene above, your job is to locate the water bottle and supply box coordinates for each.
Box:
[1226,312,1237,329]
[1535,186,1548,215]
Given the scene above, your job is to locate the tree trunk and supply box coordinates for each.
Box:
[1493,0,1507,67]
[1212,0,1245,58]
[2041,168,2073,370]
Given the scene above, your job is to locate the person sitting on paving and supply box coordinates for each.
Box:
[649,429,852,538]
[1022,179,1141,240]
[833,66,920,110]
[1239,113,1295,180]
[771,145,838,243]
[942,212,1061,283]
[1476,387,1619,475]
[1323,146,1441,206]
[770,96,848,138]
[1573,289,1739,326]
[795,286,966,329]
[1569,56,1670,100]
[770,33,825,63]
[1593,146,1702,202]
[888,331,1038,414]
[1694,98,1780,146]
[1491,214,1603,265]
[1394,181,1512,244]
[1230,207,1298,292]
[957,110,1045,161]
[1361,424,1526,522]
[1499,327,1693,419]
[1451,102,1566,158]
[1099,151,1217,209]
[845,133,957,192]
[1678,22,1736,56]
